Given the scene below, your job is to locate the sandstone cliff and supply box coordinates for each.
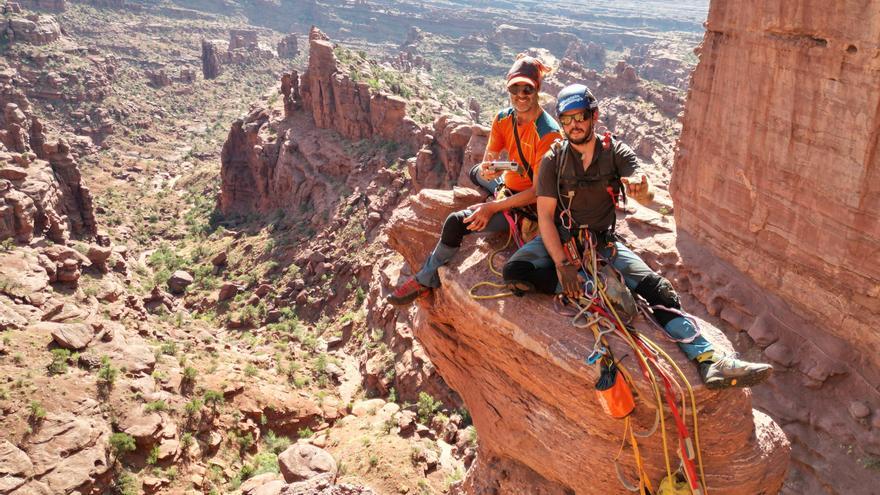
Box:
[220,28,484,217]
[300,28,422,146]
[0,94,96,243]
[671,1,880,492]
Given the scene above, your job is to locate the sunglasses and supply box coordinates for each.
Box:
[559,111,592,126]
[508,85,536,96]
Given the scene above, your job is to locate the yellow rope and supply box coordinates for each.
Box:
[468,227,514,299]
[640,336,708,495]
[579,241,675,487]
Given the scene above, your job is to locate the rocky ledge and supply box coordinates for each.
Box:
[387,188,790,494]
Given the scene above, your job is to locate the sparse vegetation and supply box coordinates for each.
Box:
[144,400,167,413]
[417,392,442,424]
[48,348,72,375]
[109,432,136,461]
[204,390,225,411]
[98,356,119,386]
[146,445,160,465]
[28,401,47,423]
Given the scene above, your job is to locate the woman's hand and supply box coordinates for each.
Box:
[463,202,499,231]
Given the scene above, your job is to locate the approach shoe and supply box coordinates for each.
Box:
[387,278,431,306]
[699,355,773,390]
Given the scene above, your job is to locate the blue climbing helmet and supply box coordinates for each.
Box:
[556,84,599,115]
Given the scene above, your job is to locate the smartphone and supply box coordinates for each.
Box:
[487,161,521,172]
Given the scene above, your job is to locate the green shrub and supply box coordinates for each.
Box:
[203,390,225,410]
[109,432,136,459]
[251,451,279,475]
[160,341,177,356]
[297,427,314,439]
[48,348,71,375]
[114,470,140,495]
[28,401,46,422]
[97,356,118,385]
[146,445,160,465]
[182,366,198,383]
[236,431,255,451]
[184,398,203,417]
[417,392,441,424]
[263,430,291,454]
[144,400,167,413]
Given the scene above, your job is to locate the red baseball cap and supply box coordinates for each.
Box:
[506,55,550,89]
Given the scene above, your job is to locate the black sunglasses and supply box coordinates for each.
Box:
[508,85,536,96]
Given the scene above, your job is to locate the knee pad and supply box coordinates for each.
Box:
[503,261,558,295]
[468,164,483,189]
[634,274,681,326]
[439,210,470,247]
[503,260,533,284]
[634,273,681,308]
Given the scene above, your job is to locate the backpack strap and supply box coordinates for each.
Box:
[511,112,534,182]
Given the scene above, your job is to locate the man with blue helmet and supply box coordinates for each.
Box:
[502,83,773,389]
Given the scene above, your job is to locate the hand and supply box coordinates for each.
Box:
[556,262,583,299]
[479,161,503,180]
[463,202,498,231]
[622,174,654,202]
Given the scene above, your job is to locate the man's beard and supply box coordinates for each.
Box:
[567,121,593,145]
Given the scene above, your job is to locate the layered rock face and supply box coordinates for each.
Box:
[4,14,62,45]
[0,96,96,243]
[201,31,275,79]
[16,0,66,10]
[201,39,226,79]
[671,1,880,492]
[300,28,422,145]
[277,33,299,58]
[221,28,485,217]
[387,189,790,494]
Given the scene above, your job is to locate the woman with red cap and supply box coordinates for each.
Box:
[387,54,562,306]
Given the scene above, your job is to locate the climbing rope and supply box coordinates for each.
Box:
[560,233,708,495]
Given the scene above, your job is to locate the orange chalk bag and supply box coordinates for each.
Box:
[595,359,635,419]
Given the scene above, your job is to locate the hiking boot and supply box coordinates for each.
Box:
[698,355,773,390]
[387,278,431,306]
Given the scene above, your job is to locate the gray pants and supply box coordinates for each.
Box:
[415,166,506,288]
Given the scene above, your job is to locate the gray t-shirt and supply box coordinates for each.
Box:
[536,135,640,231]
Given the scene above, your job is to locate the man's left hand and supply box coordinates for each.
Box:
[464,203,499,231]
[622,174,653,202]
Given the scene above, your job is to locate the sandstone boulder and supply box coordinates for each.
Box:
[40,321,95,350]
[22,411,110,494]
[0,440,32,493]
[117,406,164,444]
[167,270,193,294]
[6,15,61,45]
[241,472,283,494]
[278,443,337,483]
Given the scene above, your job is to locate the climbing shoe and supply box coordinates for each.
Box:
[698,355,773,390]
[387,278,431,306]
